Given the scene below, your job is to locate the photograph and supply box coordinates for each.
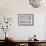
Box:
[18,14,34,26]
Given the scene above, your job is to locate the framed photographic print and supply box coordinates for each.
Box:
[18,14,34,26]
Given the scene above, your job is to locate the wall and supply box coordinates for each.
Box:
[0,0,46,40]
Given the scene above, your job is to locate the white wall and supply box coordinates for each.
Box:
[0,0,46,40]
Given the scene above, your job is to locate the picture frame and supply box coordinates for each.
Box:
[18,14,34,26]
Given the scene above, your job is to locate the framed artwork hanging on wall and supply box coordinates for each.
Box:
[18,14,34,26]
